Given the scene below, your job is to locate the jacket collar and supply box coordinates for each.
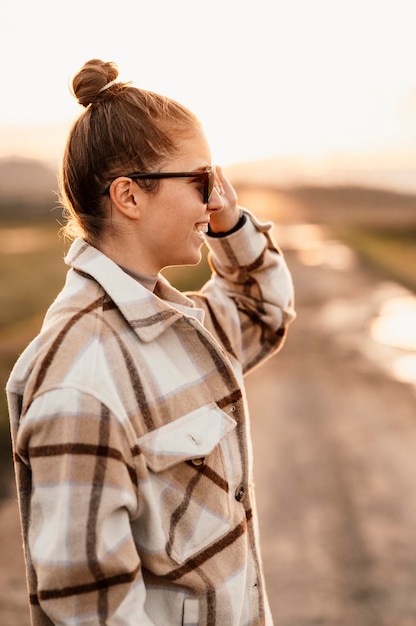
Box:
[65,238,204,342]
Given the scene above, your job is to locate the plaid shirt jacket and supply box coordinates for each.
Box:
[7,210,295,625]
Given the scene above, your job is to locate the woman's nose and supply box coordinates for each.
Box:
[207,186,224,212]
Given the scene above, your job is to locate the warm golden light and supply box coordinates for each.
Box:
[371,295,416,386]
[391,356,416,386]
[1,0,416,182]
[371,296,416,351]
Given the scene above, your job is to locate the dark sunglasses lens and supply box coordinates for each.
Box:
[206,167,215,203]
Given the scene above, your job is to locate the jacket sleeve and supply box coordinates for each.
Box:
[191,209,296,374]
[15,387,156,625]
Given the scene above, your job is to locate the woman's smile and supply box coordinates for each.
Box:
[193,222,209,235]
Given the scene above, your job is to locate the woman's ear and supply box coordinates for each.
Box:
[109,177,141,220]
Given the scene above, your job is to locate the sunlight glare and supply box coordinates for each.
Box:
[391,355,416,386]
[2,0,416,167]
[371,296,416,351]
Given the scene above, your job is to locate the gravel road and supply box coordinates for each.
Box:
[1,220,416,625]
[248,230,416,626]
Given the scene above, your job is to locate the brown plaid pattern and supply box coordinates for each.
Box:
[7,211,295,625]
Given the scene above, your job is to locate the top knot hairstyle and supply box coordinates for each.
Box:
[71,59,120,108]
[59,58,200,242]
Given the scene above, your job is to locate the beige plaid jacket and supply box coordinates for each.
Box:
[7,211,295,625]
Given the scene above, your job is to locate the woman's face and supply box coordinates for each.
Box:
[132,126,224,274]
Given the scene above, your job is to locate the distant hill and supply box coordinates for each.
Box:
[225,159,416,227]
[1,156,415,227]
[224,157,416,195]
[0,157,59,221]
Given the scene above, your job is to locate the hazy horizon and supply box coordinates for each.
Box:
[2,0,416,193]
[1,140,416,196]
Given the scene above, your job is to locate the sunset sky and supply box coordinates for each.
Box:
[1,0,416,184]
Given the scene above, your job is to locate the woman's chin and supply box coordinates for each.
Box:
[175,249,203,268]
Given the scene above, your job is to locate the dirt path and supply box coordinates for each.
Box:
[1,226,416,625]
[248,242,416,625]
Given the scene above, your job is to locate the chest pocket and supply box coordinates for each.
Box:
[137,403,237,565]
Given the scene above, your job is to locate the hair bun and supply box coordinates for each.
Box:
[72,59,119,108]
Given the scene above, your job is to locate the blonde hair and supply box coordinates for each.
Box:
[59,59,200,242]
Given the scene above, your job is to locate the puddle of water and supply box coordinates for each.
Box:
[281,225,416,388]
[280,223,416,389]
[371,296,416,351]
[275,223,356,270]
[370,294,416,386]
[297,240,356,270]
[391,355,416,385]
[320,280,416,389]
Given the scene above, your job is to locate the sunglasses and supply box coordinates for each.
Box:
[104,165,216,204]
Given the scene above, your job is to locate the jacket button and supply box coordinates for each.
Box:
[235,484,246,502]
[191,457,205,466]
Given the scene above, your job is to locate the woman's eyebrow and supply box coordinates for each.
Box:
[190,164,211,173]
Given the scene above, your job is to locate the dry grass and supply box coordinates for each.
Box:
[334,226,416,292]
[0,223,67,495]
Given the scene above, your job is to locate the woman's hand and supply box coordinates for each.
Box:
[208,166,242,234]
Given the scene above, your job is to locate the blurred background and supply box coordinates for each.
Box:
[1,0,416,624]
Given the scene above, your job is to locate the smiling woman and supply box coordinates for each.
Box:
[6,57,295,626]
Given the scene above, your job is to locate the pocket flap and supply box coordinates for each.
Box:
[138,403,236,472]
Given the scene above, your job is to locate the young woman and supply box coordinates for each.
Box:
[7,59,296,625]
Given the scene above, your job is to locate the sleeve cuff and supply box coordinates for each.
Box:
[204,209,276,269]
[206,212,246,238]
